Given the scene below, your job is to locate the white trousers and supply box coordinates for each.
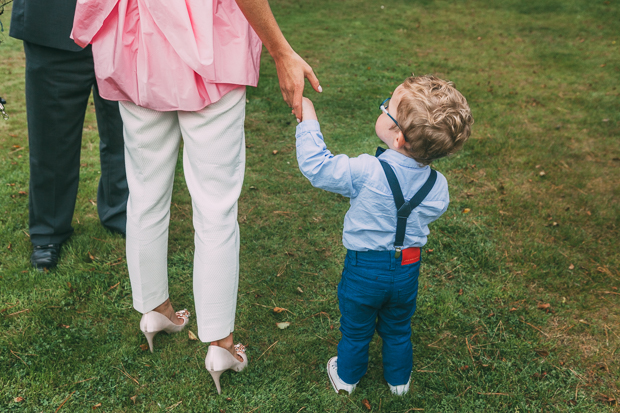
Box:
[119,87,246,342]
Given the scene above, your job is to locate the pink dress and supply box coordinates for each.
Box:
[72,0,262,111]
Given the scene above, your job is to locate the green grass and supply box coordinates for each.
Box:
[1,0,619,411]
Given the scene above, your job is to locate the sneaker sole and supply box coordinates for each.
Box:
[326,357,340,394]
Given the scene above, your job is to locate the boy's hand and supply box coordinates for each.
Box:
[300,97,318,122]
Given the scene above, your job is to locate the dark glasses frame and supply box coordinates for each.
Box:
[380,98,402,132]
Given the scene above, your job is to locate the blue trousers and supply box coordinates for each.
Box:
[337,250,420,386]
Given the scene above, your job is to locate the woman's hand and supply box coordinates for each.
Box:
[274,51,321,121]
[234,0,321,120]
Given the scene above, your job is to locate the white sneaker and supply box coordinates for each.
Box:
[388,379,410,395]
[327,356,357,394]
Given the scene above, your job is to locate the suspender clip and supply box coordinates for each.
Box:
[395,247,402,258]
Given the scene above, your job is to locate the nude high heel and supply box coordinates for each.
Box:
[205,343,247,394]
[139,309,190,352]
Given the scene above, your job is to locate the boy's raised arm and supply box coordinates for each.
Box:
[296,99,366,198]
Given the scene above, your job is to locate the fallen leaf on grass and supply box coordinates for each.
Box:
[188,330,198,341]
[539,171,546,177]
[509,307,517,312]
[276,322,290,330]
[534,349,550,357]
[462,208,471,213]
[130,395,137,404]
[537,303,551,310]
[14,397,24,402]
[362,399,371,410]
[569,264,575,270]
[139,344,149,351]
[297,287,304,293]
[92,403,102,409]
[595,394,617,405]
[458,289,463,295]
[273,307,287,313]
[272,150,278,155]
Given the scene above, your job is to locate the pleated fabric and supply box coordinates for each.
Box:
[72,0,261,111]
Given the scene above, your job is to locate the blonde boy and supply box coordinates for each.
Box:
[295,75,473,395]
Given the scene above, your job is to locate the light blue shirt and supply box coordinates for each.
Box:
[296,120,450,251]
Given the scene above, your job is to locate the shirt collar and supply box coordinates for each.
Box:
[376,147,428,170]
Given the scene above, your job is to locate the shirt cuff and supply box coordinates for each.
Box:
[295,120,321,136]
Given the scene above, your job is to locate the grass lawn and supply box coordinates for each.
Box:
[1,0,619,411]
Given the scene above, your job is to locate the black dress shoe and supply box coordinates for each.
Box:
[31,244,61,271]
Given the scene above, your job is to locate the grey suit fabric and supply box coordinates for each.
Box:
[10,0,128,246]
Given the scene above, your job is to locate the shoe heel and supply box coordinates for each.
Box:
[143,331,156,353]
[208,369,224,394]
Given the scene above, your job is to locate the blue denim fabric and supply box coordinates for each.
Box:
[337,249,420,386]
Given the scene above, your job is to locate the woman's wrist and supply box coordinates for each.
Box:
[267,42,295,62]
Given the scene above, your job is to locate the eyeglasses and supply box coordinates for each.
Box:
[380,98,402,131]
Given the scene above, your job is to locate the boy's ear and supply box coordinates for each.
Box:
[393,131,407,149]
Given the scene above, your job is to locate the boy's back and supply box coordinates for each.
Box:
[296,123,449,250]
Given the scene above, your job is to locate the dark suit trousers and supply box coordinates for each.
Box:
[24,41,128,246]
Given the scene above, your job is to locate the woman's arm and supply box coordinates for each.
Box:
[234,0,321,119]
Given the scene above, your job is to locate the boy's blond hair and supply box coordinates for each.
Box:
[396,75,473,166]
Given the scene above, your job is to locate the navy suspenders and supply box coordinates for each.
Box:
[375,147,438,257]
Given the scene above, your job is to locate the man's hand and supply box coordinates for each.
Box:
[274,51,321,121]
[300,97,318,122]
